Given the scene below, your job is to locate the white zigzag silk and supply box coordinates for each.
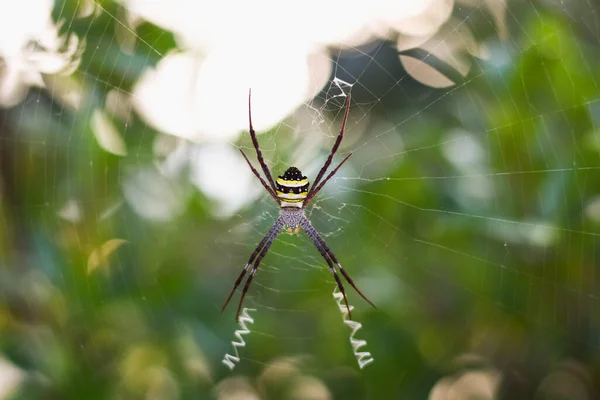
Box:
[332,287,374,369]
[222,292,373,370]
[222,308,256,370]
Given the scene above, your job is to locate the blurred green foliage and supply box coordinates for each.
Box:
[1,1,600,399]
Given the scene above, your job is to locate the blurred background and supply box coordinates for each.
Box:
[1,0,600,398]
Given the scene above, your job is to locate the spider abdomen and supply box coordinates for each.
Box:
[276,166,309,208]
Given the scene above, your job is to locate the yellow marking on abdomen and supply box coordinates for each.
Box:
[277,198,304,203]
[277,178,308,187]
[276,190,308,199]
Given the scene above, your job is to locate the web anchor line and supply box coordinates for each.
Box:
[332,287,374,369]
[222,308,256,370]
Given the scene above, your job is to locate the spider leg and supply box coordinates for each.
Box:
[315,235,376,309]
[235,218,284,322]
[308,94,351,197]
[239,149,279,202]
[301,217,375,310]
[304,153,352,206]
[222,218,282,313]
[248,89,278,194]
[299,218,354,319]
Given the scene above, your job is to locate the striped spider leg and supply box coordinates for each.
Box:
[301,94,375,317]
[300,217,376,320]
[222,91,374,321]
[221,218,284,322]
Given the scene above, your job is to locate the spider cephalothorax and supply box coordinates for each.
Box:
[222,90,375,321]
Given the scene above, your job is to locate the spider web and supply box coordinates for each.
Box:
[2,0,600,398]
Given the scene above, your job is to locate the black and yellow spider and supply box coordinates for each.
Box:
[222,90,376,321]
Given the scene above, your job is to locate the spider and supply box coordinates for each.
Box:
[222,90,376,322]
